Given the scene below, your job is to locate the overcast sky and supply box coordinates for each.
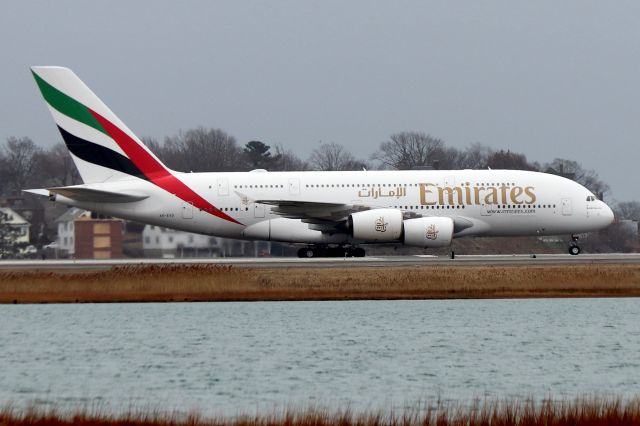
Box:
[1,1,639,201]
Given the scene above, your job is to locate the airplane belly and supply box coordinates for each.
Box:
[243,218,349,244]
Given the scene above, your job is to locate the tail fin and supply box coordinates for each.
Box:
[31,66,168,184]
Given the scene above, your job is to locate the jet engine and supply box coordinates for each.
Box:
[349,209,403,241]
[403,216,454,248]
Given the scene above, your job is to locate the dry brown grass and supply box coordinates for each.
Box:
[2,397,640,425]
[1,264,640,303]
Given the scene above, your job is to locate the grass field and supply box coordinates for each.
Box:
[2,397,640,425]
[1,264,640,303]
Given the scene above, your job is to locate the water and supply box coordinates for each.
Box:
[0,298,638,415]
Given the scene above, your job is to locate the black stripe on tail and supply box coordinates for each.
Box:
[57,125,149,181]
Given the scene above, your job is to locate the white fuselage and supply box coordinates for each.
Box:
[53,169,614,246]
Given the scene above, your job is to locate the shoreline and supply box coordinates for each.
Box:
[1,263,640,303]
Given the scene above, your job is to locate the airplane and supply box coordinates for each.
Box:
[26,66,614,258]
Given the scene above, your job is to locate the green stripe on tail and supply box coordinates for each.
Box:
[31,71,106,135]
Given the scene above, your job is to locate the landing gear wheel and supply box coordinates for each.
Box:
[569,245,581,256]
[298,247,316,258]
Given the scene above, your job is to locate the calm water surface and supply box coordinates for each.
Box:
[0,299,638,415]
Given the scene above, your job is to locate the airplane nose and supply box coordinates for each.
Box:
[603,202,615,225]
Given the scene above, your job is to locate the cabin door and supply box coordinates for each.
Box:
[253,204,265,218]
[561,198,572,216]
[217,177,229,196]
[288,178,300,195]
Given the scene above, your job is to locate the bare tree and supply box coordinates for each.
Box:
[544,158,609,197]
[162,127,242,172]
[456,143,492,169]
[0,137,43,195]
[616,201,640,221]
[486,149,537,170]
[372,132,444,170]
[429,146,463,170]
[271,145,308,171]
[308,142,367,171]
[0,151,8,196]
[36,143,81,187]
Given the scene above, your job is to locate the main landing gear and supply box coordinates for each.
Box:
[297,245,366,258]
[568,234,581,256]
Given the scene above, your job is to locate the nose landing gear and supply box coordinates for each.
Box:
[568,234,581,255]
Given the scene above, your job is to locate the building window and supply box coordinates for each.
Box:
[144,237,150,244]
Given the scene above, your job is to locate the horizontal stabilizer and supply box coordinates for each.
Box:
[23,188,50,197]
[24,187,148,203]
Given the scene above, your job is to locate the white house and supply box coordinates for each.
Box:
[142,225,272,258]
[55,208,90,257]
[0,207,30,245]
[143,225,222,258]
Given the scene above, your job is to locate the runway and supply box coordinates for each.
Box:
[1,253,640,271]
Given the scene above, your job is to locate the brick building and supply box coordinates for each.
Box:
[74,218,123,259]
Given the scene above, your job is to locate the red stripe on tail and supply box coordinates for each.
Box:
[88,109,242,226]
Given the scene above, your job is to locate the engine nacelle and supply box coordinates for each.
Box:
[349,208,403,241]
[403,216,454,248]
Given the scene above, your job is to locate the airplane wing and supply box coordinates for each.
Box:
[256,199,370,223]
[252,195,471,234]
[24,187,149,203]
[254,198,423,231]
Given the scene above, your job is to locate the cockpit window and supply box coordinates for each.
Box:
[586,196,596,202]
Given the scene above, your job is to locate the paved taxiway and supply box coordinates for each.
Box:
[1,253,639,271]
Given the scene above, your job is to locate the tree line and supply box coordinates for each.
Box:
[143,128,612,197]
[0,128,613,196]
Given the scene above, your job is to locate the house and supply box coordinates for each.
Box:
[55,208,90,257]
[0,207,30,246]
[142,225,273,258]
[54,208,124,259]
[74,217,124,259]
[1,194,52,247]
[143,225,222,258]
